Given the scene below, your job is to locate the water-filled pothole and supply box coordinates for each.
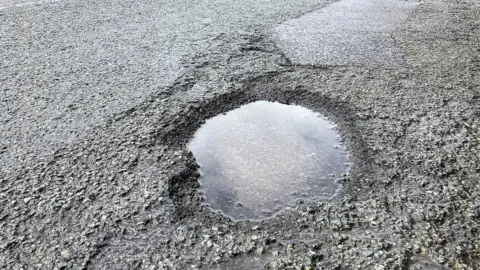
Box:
[188,101,351,221]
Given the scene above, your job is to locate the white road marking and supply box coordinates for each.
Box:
[0,0,64,10]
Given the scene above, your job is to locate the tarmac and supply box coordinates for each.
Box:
[1,0,479,269]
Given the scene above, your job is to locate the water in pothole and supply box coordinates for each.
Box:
[188,101,351,221]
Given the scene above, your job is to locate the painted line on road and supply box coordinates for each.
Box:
[0,0,64,11]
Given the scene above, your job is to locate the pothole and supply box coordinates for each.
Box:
[188,101,351,221]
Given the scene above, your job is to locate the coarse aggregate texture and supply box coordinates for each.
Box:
[0,0,333,180]
[0,0,479,269]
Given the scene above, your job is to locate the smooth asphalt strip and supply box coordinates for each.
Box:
[274,0,420,67]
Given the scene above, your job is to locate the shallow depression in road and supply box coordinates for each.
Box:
[188,101,351,221]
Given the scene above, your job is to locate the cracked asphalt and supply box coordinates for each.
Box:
[1,0,480,269]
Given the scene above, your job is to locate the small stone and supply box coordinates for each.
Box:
[256,246,264,254]
[61,249,70,260]
[268,261,278,268]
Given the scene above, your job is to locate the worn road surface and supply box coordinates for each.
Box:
[1,0,479,269]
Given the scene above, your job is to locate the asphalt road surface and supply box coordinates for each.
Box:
[1,0,479,269]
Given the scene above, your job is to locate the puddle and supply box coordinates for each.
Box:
[274,0,420,67]
[188,101,350,221]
